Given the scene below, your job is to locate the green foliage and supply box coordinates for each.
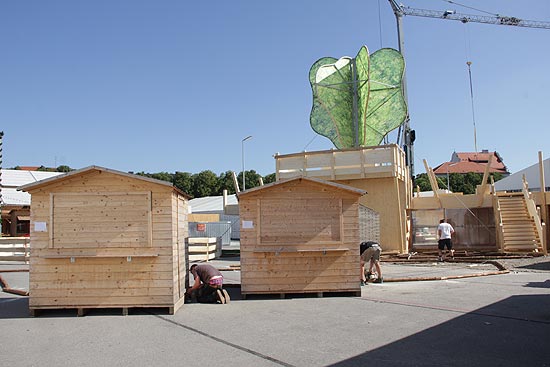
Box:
[173,171,193,194]
[414,173,431,192]
[263,173,276,184]
[415,172,506,194]
[217,171,236,195]
[56,165,73,172]
[191,170,220,198]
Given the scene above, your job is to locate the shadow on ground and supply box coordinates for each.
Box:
[517,260,550,271]
[328,294,550,367]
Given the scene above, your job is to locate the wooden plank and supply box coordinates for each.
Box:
[251,247,349,253]
[243,268,359,278]
[33,271,173,282]
[30,262,172,273]
[29,295,174,307]
[31,247,172,257]
[242,283,359,293]
[30,287,173,297]
[30,278,173,289]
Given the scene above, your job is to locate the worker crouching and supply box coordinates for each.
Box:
[186,264,230,304]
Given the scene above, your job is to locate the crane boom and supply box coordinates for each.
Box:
[400,6,550,29]
[388,0,550,30]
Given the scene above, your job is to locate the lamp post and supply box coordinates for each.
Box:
[241,135,252,191]
[446,162,458,192]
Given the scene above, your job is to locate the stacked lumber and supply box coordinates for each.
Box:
[188,237,220,261]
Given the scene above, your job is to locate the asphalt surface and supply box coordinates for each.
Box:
[1,256,549,367]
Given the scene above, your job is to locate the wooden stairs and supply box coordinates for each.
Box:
[495,193,543,253]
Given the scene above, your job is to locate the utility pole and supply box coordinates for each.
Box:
[388,0,415,179]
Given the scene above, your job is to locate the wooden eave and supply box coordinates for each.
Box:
[17,165,191,199]
[237,176,367,198]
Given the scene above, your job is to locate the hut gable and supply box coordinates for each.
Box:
[18,165,190,198]
[239,176,366,200]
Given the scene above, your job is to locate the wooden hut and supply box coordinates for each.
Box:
[238,177,366,298]
[18,166,190,315]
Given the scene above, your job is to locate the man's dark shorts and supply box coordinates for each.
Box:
[438,239,452,250]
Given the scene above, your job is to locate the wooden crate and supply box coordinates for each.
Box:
[19,166,190,315]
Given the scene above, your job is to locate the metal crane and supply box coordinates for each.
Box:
[387,0,550,178]
[389,1,550,29]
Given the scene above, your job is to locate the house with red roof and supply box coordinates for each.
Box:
[433,149,509,177]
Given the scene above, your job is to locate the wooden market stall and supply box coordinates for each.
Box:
[238,176,366,298]
[18,166,190,315]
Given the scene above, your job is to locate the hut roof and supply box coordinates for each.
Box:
[237,176,367,198]
[17,165,191,198]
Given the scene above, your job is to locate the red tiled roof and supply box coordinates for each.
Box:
[434,151,509,175]
[434,161,505,174]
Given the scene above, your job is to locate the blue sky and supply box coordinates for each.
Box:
[1,0,549,176]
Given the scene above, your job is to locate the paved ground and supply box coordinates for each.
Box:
[1,255,549,367]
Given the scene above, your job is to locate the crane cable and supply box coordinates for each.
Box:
[467,61,478,154]
[439,0,498,16]
[462,22,478,154]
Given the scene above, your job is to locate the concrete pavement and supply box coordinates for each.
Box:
[1,256,549,366]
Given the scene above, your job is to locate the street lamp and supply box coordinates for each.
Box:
[446,162,458,192]
[242,135,252,191]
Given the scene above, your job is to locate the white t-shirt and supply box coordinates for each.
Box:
[438,222,454,239]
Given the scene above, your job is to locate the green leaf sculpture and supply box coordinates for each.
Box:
[309,46,407,149]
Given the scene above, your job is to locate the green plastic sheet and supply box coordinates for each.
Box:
[309,46,407,149]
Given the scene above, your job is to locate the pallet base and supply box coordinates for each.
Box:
[241,290,361,300]
[30,299,184,317]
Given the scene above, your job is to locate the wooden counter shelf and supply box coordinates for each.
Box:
[41,249,159,259]
[252,248,349,253]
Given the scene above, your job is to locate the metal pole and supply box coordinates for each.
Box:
[241,135,252,191]
[389,0,414,178]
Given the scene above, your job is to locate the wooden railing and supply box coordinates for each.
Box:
[491,177,505,252]
[522,176,545,253]
[275,144,408,181]
[0,237,30,262]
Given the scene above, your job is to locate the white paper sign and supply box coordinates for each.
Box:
[35,222,47,232]
[242,220,254,229]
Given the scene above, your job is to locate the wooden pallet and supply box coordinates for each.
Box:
[241,290,361,300]
[29,301,183,317]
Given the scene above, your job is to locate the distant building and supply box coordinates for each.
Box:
[433,150,509,177]
[494,158,550,192]
[1,169,63,236]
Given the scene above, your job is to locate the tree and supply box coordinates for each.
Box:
[414,173,431,192]
[56,165,73,172]
[263,173,276,185]
[415,172,505,194]
[173,171,193,195]
[149,172,174,183]
[191,170,219,197]
[237,170,262,191]
[217,171,238,195]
